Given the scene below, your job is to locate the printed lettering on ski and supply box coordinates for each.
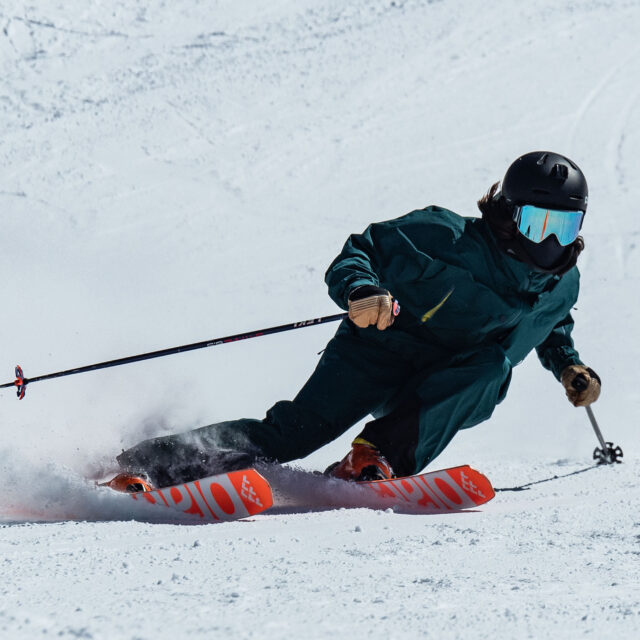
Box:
[130,468,273,523]
[360,465,494,513]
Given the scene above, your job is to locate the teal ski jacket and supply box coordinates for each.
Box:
[325,206,583,380]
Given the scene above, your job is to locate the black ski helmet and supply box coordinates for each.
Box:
[501,151,588,212]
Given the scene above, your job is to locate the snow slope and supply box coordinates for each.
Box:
[1,0,639,638]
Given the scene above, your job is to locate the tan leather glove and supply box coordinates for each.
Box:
[561,365,601,407]
[348,285,395,330]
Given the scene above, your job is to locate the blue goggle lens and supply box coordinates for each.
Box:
[514,205,584,246]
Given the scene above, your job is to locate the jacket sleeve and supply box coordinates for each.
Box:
[324,224,388,309]
[535,313,584,380]
[324,208,462,309]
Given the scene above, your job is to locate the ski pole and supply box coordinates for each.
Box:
[572,374,623,464]
[0,312,350,400]
[584,405,623,464]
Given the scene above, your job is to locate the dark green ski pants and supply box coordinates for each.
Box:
[118,321,512,487]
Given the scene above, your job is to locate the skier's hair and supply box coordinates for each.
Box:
[477,181,501,213]
[477,181,514,241]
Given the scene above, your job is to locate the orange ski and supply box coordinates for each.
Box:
[358,465,495,513]
[265,464,495,514]
[128,468,273,523]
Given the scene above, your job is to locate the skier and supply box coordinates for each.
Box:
[108,151,601,492]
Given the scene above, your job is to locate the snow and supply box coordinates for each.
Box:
[1,0,639,638]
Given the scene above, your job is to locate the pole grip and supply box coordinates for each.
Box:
[572,373,589,392]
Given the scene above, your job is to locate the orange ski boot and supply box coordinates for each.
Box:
[325,439,395,482]
[101,473,154,493]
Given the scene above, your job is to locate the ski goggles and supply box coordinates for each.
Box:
[513,205,585,246]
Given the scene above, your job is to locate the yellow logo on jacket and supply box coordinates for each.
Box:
[421,287,455,323]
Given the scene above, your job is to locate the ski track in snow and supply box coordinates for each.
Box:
[1,0,639,638]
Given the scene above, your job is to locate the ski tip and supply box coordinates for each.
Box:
[227,468,274,514]
[446,465,495,505]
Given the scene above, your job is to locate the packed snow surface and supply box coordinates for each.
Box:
[1,0,639,638]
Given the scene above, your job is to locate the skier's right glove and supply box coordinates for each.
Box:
[561,365,601,407]
[348,285,395,330]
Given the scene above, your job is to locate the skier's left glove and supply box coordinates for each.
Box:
[561,365,601,407]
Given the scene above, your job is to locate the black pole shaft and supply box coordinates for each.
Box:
[585,406,608,453]
[0,312,347,390]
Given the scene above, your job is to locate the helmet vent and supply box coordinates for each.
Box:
[551,163,569,181]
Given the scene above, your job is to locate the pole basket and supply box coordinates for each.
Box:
[593,442,623,465]
[14,365,27,400]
